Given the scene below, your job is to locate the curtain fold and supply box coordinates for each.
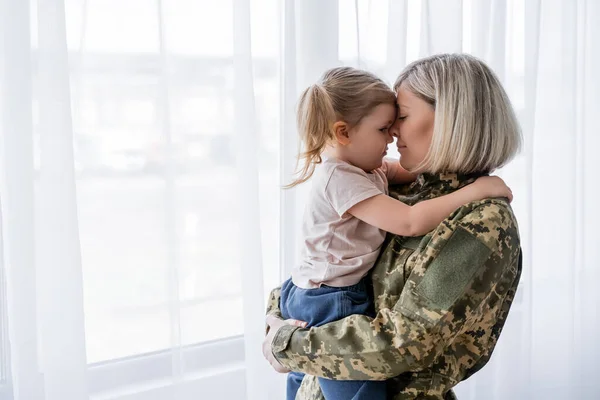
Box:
[1,0,42,398]
[384,0,408,84]
[36,0,88,397]
[279,0,299,284]
[420,0,463,57]
[155,0,186,386]
[232,0,269,399]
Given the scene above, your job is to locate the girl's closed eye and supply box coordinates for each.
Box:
[379,127,390,133]
[398,115,407,121]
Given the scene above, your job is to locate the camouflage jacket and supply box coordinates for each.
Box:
[266,172,522,399]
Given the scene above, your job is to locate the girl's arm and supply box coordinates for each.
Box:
[348,176,512,236]
[383,158,417,184]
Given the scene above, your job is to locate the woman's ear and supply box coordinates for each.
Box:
[333,121,351,145]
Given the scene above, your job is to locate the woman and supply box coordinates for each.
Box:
[263,53,522,400]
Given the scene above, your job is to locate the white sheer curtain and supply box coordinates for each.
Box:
[0,1,598,400]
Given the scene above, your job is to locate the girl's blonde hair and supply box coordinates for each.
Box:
[394,53,522,174]
[287,67,396,188]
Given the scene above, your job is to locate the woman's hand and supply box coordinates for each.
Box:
[263,314,307,373]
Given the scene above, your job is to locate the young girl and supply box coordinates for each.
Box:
[279,67,512,400]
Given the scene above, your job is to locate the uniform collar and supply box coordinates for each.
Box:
[415,172,485,191]
[390,171,487,205]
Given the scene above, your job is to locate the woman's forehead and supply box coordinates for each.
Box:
[396,88,429,110]
[396,87,414,105]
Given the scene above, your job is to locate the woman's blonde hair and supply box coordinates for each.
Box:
[286,67,396,188]
[393,53,522,174]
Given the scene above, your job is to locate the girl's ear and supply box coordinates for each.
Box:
[333,121,351,145]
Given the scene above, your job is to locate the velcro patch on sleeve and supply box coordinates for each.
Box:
[415,227,492,310]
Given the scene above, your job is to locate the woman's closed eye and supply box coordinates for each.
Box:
[398,115,407,121]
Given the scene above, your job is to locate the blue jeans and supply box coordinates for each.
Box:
[280,277,386,400]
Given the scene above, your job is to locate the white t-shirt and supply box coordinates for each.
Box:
[292,157,394,289]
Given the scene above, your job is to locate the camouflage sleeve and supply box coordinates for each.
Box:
[271,201,520,381]
[265,286,283,334]
[266,286,282,317]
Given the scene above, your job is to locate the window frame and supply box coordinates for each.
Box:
[87,335,245,397]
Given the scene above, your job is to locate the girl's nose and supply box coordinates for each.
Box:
[389,120,399,138]
[386,132,394,144]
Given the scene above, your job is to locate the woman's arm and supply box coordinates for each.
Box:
[267,200,521,380]
[266,286,282,319]
[348,176,512,237]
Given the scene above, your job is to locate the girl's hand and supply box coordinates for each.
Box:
[263,314,307,373]
[473,176,513,202]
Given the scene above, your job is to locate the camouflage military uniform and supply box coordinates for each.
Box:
[266,172,522,399]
